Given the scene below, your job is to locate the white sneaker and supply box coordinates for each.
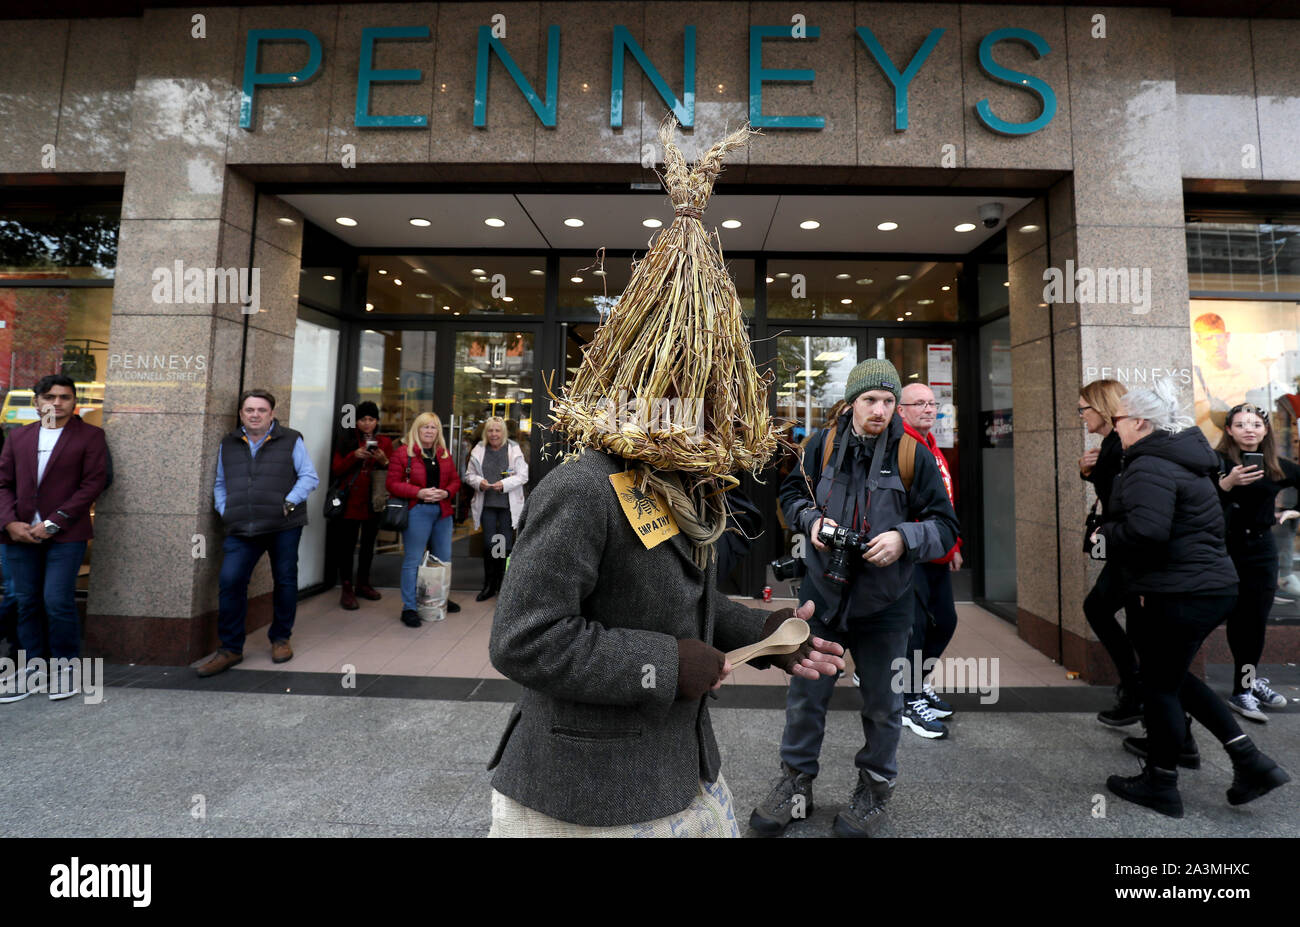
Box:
[1280,575,1300,598]
[0,665,45,703]
[1251,678,1288,709]
[48,666,80,702]
[1228,691,1268,723]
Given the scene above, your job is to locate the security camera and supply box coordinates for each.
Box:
[978,202,1004,229]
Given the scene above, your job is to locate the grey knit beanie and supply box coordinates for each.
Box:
[844,358,902,403]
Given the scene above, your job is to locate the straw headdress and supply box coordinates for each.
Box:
[547,118,780,496]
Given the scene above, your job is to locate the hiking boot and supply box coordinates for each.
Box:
[748,762,814,837]
[271,639,293,664]
[354,583,383,601]
[340,582,360,611]
[832,770,893,838]
[1224,736,1291,806]
[196,650,243,678]
[902,697,949,739]
[1227,691,1267,723]
[921,680,954,718]
[1097,683,1144,727]
[1123,732,1201,770]
[400,609,421,628]
[1107,764,1183,818]
[1251,678,1288,709]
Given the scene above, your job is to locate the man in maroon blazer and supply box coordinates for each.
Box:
[0,375,108,702]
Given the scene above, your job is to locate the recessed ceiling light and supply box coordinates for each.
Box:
[917,299,934,305]
[775,272,790,279]
[442,305,450,311]
[393,279,402,286]
[877,221,898,231]
[835,273,851,280]
[409,217,431,227]
[377,269,388,275]
[840,298,852,305]
[322,274,335,281]
[642,218,662,228]
[799,220,820,230]
[905,311,912,316]
[896,274,911,281]
[529,269,544,276]
[765,276,775,284]
[856,278,873,285]
[896,316,904,321]
[721,219,742,229]
[471,268,486,275]
[502,296,514,302]
[415,292,433,299]
[941,285,951,291]
[564,218,584,228]
[1003,281,1010,287]
[276,217,296,226]
[570,276,584,284]
[593,270,606,276]
[453,311,460,316]
[412,268,429,275]
[365,303,374,312]
[484,217,506,228]
[1019,224,1040,233]
[335,217,357,227]
[954,223,976,233]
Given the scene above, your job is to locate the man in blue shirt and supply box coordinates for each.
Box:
[198,389,318,677]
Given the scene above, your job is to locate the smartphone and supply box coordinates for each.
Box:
[366,439,378,449]
[1243,452,1265,471]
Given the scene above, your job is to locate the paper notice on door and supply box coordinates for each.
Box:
[927,344,953,385]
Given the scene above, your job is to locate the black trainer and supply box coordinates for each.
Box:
[749,762,814,836]
[1107,764,1183,818]
[832,770,893,838]
[400,609,421,627]
[1225,736,1292,806]
[1097,684,1143,727]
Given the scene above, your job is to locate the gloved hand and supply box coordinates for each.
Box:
[676,638,726,700]
[751,606,816,673]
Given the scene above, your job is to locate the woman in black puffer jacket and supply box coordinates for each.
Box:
[1098,379,1290,818]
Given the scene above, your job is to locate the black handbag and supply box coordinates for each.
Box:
[381,455,412,532]
[1083,498,1106,560]
[323,466,362,520]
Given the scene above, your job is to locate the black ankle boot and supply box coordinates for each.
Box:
[1224,736,1292,806]
[475,556,494,602]
[1098,681,1144,727]
[1123,715,1200,769]
[1107,764,1183,818]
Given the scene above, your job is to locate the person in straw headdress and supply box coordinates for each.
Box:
[485,120,846,837]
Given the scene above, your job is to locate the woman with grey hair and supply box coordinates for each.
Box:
[1098,378,1289,817]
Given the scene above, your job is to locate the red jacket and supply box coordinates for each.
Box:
[331,433,395,520]
[0,416,109,543]
[902,420,962,565]
[387,443,461,519]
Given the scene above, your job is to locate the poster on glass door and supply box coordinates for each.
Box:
[927,344,955,449]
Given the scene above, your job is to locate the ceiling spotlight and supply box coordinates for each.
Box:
[411,268,428,275]
[484,217,506,227]
[856,278,873,286]
[471,268,486,275]
[799,220,820,230]
[502,296,514,302]
[442,305,450,311]
[377,269,388,275]
[529,269,544,276]
[393,279,402,286]
[1019,224,1041,233]
[593,270,606,276]
[415,292,433,299]
[570,276,584,284]
[276,217,296,226]
[835,273,851,280]
[564,218,584,228]
[475,276,489,283]
[642,218,662,228]
[877,221,898,231]
[941,285,951,291]
[896,317,905,322]
[775,272,790,279]
[1003,281,1010,287]
[365,303,374,312]
[409,218,432,227]
[765,276,775,284]
[721,219,742,229]
[322,274,335,281]
[840,298,852,305]
[917,299,934,305]
[896,274,911,281]
[905,311,912,316]
[954,223,976,233]
[334,217,357,227]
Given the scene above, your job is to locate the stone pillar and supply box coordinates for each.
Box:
[86,9,304,665]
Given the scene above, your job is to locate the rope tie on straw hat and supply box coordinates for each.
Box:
[638,466,725,569]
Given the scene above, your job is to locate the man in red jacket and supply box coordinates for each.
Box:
[896,382,963,738]
[0,375,108,702]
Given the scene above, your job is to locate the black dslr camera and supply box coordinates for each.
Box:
[770,555,807,582]
[817,522,872,586]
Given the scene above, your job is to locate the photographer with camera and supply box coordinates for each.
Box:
[750,359,959,838]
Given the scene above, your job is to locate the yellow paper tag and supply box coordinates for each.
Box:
[609,470,680,549]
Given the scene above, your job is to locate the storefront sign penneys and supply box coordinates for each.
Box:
[240,24,1055,137]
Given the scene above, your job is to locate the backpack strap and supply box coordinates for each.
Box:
[821,419,839,474]
[898,433,917,493]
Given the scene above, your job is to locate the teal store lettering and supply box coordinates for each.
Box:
[240,23,1055,136]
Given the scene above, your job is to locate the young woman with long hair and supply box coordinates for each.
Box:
[387,412,462,627]
[1215,403,1299,721]
[1078,378,1142,726]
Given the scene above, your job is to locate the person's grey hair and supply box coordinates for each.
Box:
[1119,377,1193,433]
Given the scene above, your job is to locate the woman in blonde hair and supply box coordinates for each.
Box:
[1078,378,1142,726]
[465,416,528,602]
[387,412,462,626]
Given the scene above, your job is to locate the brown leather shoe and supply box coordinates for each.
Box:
[196,649,243,678]
[355,584,382,601]
[271,639,293,663]
[340,582,359,610]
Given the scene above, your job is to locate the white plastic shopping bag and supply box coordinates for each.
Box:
[416,552,450,622]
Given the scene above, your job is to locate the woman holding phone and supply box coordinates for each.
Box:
[1216,402,1299,721]
[329,401,392,610]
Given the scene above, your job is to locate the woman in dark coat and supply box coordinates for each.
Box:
[1215,402,1299,721]
[328,401,393,610]
[1099,380,1289,818]
[1077,378,1141,726]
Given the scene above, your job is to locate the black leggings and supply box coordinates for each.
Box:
[1226,550,1276,695]
[904,561,959,695]
[1084,561,1140,690]
[332,514,382,585]
[480,506,515,558]
[1128,592,1243,771]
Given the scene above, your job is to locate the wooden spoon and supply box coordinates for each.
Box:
[725,617,810,668]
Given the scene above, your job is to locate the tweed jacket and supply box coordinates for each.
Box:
[487,448,772,826]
